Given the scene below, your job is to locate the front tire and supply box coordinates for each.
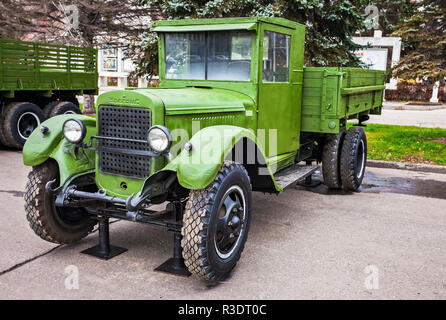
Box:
[181,161,252,281]
[340,126,367,191]
[24,161,96,244]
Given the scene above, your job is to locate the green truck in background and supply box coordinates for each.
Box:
[0,39,98,148]
[22,18,385,281]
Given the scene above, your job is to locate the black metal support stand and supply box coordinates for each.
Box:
[297,160,322,187]
[154,232,191,277]
[81,217,127,260]
[154,201,191,276]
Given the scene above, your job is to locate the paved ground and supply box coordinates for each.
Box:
[1,149,446,299]
[369,102,446,128]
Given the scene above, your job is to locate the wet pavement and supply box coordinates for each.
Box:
[299,169,446,201]
[1,149,446,299]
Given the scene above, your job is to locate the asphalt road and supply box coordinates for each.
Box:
[369,104,446,128]
[1,149,446,299]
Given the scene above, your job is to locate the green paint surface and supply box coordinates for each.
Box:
[23,114,96,186]
[22,17,385,196]
[0,38,98,97]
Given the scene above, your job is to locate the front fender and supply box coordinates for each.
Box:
[163,125,280,191]
[23,114,97,185]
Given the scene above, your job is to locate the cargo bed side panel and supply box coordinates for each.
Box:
[301,67,385,134]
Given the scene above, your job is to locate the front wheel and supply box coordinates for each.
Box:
[181,161,252,281]
[24,161,96,244]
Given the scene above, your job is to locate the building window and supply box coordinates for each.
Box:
[103,48,118,72]
[107,77,118,87]
[127,77,138,88]
[263,31,290,83]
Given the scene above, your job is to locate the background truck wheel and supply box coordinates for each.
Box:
[0,112,9,147]
[1,102,45,149]
[43,101,81,119]
[322,131,346,189]
[181,161,252,281]
[340,126,367,191]
[24,160,96,244]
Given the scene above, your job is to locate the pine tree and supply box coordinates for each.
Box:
[129,0,367,78]
[0,0,160,113]
[391,0,446,82]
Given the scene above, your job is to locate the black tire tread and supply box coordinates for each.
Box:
[1,102,44,149]
[0,109,9,146]
[322,132,345,189]
[24,162,95,244]
[42,101,61,119]
[340,126,367,191]
[45,101,81,118]
[181,161,251,281]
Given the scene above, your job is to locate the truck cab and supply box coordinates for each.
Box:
[155,17,306,168]
[22,18,385,282]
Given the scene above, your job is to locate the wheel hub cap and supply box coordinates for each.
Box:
[214,185,246,259]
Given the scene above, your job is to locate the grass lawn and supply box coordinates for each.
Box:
[361,124,446,165]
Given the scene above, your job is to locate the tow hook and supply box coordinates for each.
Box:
[45,179,61,195]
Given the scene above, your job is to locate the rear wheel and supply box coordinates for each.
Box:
[181,161,252,281]
[24,160,96,244]
[43,101,81,119]
[322,131,345,189]
[0,109,9,147]
[340,126,367,191]
[1,102,44,149]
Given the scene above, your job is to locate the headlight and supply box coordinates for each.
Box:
[63,118,86,144]
[147,125,172,154]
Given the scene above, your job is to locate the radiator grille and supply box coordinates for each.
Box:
[98,106,151,179]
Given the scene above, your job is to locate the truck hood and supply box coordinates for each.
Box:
[137,87,254,115]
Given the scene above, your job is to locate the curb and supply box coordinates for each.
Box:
[367,160,446,174]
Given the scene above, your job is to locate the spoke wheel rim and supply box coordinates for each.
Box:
[17,112,40,140]
[214,185,246,259]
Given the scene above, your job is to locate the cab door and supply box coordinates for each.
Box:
[257,24,304,170]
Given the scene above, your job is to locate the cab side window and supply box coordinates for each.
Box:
[262,31,290,83]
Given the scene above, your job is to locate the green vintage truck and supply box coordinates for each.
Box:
[22,18,384,281]
[0,39,98,148]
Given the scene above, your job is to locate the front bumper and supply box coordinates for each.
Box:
[47,170,182,231]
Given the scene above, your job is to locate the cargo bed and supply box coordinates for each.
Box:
[301,67,385,134]
[0,39,98,97]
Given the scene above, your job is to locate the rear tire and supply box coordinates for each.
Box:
[322,131,345,189]
[1,102,44,149]
[340,126,367,191]
[43,101,81,119]
[24,160,96,244]
[0,109,9,147]
[181,161,252,281]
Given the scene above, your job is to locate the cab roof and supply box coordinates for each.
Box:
[153,17,303,32]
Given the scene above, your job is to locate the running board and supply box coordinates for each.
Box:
[274,164,320,190]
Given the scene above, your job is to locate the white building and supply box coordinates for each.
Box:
[353,30,402,90]
[97,47,150,94]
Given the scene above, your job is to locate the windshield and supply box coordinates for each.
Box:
[164,31,253,81]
